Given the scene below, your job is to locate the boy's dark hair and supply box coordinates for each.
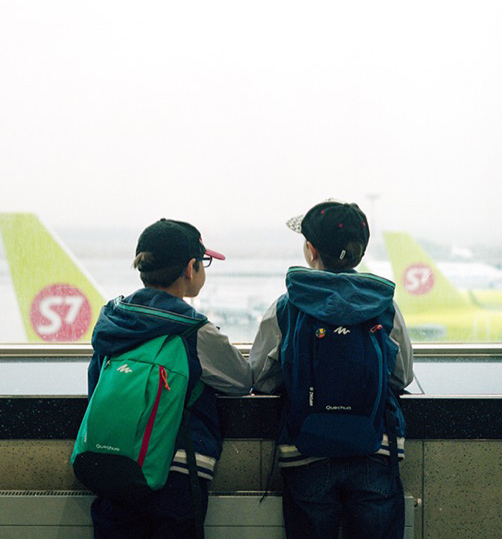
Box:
[287,200,370,270]
[133,252,200,288]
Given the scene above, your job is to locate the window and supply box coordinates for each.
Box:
[1,2,501,355]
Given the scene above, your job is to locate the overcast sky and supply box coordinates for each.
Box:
[1,1,501,251]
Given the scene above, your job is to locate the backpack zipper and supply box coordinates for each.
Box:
[138,365,167,466]
[161,366,171,390]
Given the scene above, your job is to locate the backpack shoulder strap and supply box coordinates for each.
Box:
[115,299,208,335]
[180,317,207,408]
[180,317,208,338]
[187,379,205,409]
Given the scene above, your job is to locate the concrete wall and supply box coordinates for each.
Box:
[1,438,501,539]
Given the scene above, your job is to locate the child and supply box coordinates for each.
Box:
[249,201,414,539]
[88,218,252,539]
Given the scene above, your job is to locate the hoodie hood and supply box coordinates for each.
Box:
[286,266,395,325]
[92,287,205,356]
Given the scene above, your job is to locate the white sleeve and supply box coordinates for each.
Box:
[389,302,414,392]
[196,322,253,395]
[249,299,284,394]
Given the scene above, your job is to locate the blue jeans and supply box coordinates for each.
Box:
[91,472,209,539]
[281,455,404,539]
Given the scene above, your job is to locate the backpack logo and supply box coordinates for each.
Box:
[117,364,133,373]
[96,443,120,452]
[315,328,327,339]
[333,326,350,335]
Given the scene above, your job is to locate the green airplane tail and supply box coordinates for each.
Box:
[0,213,106,342]
[383,232,469,315]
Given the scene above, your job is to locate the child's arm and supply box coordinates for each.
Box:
[249,299,284,394]
[389,303,414,392]
[196,322,253,395]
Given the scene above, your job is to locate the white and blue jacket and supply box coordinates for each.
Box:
[250,267,414,467]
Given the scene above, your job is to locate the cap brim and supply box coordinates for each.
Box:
[205,248,226,260]
[286,198,348,234]
[285,214,304,234]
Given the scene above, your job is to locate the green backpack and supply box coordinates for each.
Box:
[71,318,206,502]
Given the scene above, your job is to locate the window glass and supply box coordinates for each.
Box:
[1,1,501,352]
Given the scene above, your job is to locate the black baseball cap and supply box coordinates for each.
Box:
[286,200,370,258]
[135,218,225,271]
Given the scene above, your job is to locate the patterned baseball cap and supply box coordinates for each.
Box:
[286,200,369,258]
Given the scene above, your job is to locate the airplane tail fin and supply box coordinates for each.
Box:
[0,213,106,342]
[383,232,469,314]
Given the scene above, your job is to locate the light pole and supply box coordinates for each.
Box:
[365,193,380,238]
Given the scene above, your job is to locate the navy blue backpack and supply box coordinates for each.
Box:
[282,310,399,457]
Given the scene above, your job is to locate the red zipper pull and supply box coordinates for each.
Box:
[370,324,383,333]
[160,367,171,390]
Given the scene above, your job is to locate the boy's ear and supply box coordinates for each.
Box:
[184,258,196,280]
[306,241,320,262]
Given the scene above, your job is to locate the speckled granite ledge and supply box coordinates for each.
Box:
[0,395,501,440]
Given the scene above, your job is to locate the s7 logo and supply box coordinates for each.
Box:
[30,284,92,341]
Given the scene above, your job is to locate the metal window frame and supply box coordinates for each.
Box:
[1,342,502,360]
